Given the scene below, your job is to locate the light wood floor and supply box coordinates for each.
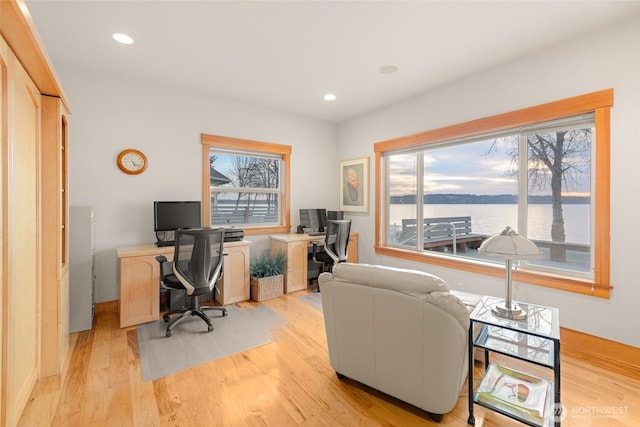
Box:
[19,291,640,426]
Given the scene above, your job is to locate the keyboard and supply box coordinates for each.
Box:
[308,231,325,236]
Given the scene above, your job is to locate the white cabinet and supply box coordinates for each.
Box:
[69,206,96,332]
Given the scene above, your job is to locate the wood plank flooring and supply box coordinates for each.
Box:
[19,291,640,426]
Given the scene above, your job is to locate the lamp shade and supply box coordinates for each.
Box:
[478,226,542,260]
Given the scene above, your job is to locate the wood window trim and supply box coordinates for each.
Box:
[373,89,613,298]
[201,133,291,235]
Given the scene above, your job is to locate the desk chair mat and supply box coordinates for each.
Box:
[136,304,285,381]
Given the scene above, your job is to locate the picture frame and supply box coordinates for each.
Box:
[339,156,369,213]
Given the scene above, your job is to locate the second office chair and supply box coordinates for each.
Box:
[311,219,351,291]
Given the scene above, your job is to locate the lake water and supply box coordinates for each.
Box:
[389,204,590,245]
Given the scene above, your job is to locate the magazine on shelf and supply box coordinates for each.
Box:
[475,363,551,425]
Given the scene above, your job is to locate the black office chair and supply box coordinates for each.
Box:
[155,228,228,337]
[311,219,351,291]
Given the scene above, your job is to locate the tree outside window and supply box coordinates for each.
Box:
[209,152,281,226]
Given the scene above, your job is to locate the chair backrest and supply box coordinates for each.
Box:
[172,228,225,295]
[324,219,351,264]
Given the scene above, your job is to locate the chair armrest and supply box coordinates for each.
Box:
[155,255,168,264]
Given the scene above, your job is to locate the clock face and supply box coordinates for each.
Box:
[117,149,147,174]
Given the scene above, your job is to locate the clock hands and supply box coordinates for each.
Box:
[118,149,147,174]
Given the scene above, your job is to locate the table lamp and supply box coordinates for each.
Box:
[478,226,542,320]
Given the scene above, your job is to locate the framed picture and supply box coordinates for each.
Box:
[339,156,369,213]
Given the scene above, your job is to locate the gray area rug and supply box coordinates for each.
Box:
[137,304,285,381]
[298,292,322,312]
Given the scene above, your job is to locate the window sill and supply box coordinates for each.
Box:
[375,245,611,299]
[243,225,290,236]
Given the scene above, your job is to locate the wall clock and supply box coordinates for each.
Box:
[117,149,147,175]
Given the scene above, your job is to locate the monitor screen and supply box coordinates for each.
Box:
[154,201,202,232]
[299,208,327,229]
[327,210,344,220]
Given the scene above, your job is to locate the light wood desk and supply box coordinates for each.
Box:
[269,232,358,293]
[117,240,251,328]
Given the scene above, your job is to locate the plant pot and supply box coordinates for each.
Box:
[250,274,284,301]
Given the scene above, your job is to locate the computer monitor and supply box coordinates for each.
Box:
[327,210,344,220]
[154,201,202,232]
[299,208,327,231]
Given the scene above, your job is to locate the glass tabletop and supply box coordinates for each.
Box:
[471,296,560,341]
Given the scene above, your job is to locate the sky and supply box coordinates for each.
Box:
[211,134,591,198]
[389,136,591,197]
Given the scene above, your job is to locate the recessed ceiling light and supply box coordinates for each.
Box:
[379,64,398,74]
[112,33,134,45]
[324,93,337,101]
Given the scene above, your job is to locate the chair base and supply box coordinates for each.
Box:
[312,260,347,292]
[163,296,227,337]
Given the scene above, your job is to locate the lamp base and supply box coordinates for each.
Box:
[492,303,527,320]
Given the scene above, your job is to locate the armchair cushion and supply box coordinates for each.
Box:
[328,262,448,294]
[323,263,471,330]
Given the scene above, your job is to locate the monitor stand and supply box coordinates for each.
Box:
[155,230,175,247]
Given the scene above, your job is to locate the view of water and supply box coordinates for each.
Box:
[389,204,590,245]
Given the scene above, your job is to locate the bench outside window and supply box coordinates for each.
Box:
[400,216,486,254]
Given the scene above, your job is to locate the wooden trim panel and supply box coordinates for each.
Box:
[561,327,640,378]
[0,0,70,112]
[374,89,613,153]
[201,133,292,155]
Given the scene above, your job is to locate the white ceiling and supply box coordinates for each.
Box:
[25,1,640,123]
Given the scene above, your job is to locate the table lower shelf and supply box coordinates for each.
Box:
[474,363,553,426]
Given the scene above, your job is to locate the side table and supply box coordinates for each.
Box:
[468,296,561,426]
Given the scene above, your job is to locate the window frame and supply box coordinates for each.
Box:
[201,133,291,235]
[373,89,613,298]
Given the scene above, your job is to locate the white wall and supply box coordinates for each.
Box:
[337,17,640,347]
[60,67,338,302]
[60,16,640,347]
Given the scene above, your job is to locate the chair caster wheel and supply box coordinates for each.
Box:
[222,310,228,317]
[163,315,170,322]
[166,329,172,337]
[207,325,214,332]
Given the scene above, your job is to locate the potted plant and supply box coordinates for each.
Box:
[250,250,286,301]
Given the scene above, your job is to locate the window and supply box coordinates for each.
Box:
[375,89,612,298]
[201,134,291,235]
